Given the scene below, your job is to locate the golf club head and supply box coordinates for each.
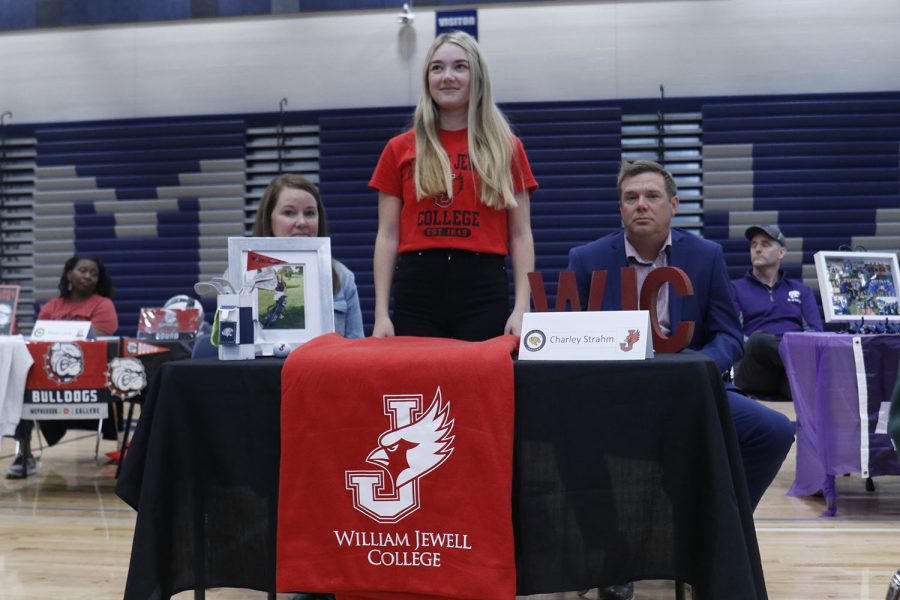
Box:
[194,281,225,297]
[209,277,236,294]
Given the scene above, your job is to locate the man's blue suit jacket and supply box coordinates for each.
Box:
[567,228,744,373]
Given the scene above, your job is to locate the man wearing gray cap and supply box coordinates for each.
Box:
[731,224,823,399]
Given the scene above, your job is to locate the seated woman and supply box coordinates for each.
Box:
[192,174,364,358]
[255,175,347,600]
[7,256,119,479]
[254,174,364,339]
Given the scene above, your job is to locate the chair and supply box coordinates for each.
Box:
[190,333,218,359]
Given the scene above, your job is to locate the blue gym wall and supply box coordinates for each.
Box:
[1,3,898,335]
[5,89,897,335]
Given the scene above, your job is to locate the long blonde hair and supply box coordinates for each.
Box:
[413,31,519,210]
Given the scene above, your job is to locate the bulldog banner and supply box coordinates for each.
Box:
[119,338,190,400]
[277,334,518,600]
[23,340,115,419]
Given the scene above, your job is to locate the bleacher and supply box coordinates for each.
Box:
[31,119,246,331]
[2,90,898,336]
[702,95,900,295]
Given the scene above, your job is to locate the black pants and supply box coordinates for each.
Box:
[15,419,68,447]
[392,249,509,342]
[733,331,792,400]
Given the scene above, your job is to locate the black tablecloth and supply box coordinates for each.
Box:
[117,352,765,600]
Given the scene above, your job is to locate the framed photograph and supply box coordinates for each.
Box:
[814,251,900,323]
[227,237,335,345]
[0,284,20,335]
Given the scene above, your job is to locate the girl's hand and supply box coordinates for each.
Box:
[504,308,525,337]
[372,315,396,338]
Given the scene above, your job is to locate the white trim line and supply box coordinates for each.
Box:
[757,527,900,533]
[852,336,870,478]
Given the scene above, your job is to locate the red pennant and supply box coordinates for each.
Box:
[121,338,170,357]
[247,251,287,271]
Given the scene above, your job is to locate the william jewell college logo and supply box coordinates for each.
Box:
[345,388,455,523]
[619,329,641,352]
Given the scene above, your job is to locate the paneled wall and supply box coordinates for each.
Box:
[2,1,899,334]
[702,94,900,292]
[4,90,898,336]
[0,1,531,32]
[31,120,246,330]
[1,2,899,125]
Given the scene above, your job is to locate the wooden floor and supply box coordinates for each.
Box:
[1,402,899,600]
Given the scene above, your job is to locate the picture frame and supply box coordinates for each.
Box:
[227,237,335,346]
[0,284,20,335]
[813,250,900,323]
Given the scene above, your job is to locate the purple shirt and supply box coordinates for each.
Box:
[731,270,824,336]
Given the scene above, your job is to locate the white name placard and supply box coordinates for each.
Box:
[518,310,653,361]
[30,320,92,341]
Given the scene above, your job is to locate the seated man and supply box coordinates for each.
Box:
[731,225,823,400]
[568,160,795,600]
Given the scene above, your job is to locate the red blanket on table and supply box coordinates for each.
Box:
[277,334,518,600]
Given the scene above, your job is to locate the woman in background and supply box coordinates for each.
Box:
[193,174,364,358]
[7,256,119,479]
[256,175,350,600]
[369,30,537,341]
[38,256,118,335]
[252,174,364,339]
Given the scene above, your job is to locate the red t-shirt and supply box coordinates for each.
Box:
[368,128,538,256]
[38,294,119,335]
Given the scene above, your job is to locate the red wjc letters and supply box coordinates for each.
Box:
[529,267,696,353]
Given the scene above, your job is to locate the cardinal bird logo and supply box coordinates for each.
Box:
[619,329,640,352]
[366,390,455,489]
[346,388,455,523]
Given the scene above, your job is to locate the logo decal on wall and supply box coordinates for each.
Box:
[346,388,455,523]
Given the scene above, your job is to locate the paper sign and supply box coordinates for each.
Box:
[137,307,202,341]
[436,9,478,39]
[30,319,92,341]
[518,311,653,361]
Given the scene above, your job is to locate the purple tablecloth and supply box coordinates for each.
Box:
[781,332,900,514]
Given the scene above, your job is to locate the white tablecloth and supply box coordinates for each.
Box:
[0,335,34,436]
